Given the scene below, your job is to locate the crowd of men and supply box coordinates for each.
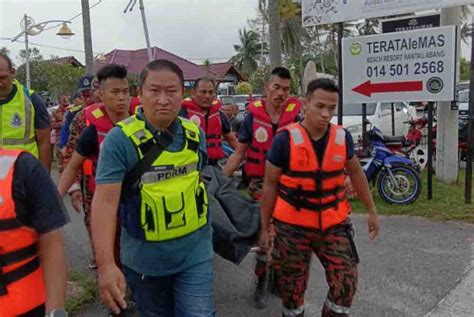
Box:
[0,50,379,317]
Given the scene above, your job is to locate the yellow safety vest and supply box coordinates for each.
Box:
[0,80,38,157]
[118,115,208,242]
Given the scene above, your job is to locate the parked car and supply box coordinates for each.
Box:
[458,89,470,120]
[456,81,470,94]
[217,94,263,112]
[331,102,417,141]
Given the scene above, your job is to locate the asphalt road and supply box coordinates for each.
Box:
[56,170,474,316]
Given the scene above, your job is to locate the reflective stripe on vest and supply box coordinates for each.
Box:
[0,81,38,158]
[0,149,46,315]
[244,98,301,178]
[273,123,351,230]
[117,115,208,242]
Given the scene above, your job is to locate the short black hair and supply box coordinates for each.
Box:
[97,64,127,84]
[0,52,14,70]
[305,78,340,97]
[193,77,215,90]
[270,67,291,80]
[139,59,184,87]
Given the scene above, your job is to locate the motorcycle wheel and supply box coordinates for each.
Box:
[376,163,421,205]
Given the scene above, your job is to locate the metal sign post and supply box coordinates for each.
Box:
[428,102,434,200]
[391,102,395,136]
[465,16,474,204]
[337,22,343,125]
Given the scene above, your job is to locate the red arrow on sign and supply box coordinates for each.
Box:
[352,80,423,97]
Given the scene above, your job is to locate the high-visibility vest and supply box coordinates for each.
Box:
[273,123,351,230]
[0,80,38,157]
[0,149,46,315]
[181,98,224,160]
[244,97,300,178]
[117,115,208,242]
[82,103,114,193]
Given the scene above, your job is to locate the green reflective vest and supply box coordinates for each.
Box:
[0,80,38,157]
[118,115,208,242]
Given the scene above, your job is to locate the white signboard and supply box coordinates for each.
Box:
[302,0,474,27]
[342,26,456,104]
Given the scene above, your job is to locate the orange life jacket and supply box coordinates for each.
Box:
[0,149,46,316]
[244,97,301,178]
[273,123,351,230]
[181,98,224,160]
[82,103,114,193]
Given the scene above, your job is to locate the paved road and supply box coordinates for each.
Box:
[57,169,473,316]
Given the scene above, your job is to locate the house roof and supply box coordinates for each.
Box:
[94,47,214,81]
[43,56,84,67]
[205,62,246,81]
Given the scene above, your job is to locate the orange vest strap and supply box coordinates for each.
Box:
[0,257,39,296]
[0,218,22,231]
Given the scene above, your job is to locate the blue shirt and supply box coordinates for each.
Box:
[95,110,212,276]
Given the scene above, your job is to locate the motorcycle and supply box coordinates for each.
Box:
[358,126,422,205]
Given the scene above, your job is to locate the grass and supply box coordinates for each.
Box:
[66,270,98,316]
[350,169,474,223]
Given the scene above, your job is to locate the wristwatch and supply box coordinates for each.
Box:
[48,309,68,317]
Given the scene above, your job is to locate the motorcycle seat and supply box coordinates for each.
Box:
[383,135,406,143]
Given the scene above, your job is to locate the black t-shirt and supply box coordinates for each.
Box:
[76,125,100,157]
[0,84,51,129]
[12,152,70,234]
[267,125,355,172]
[179,107,231,134]
[238,112,301,144]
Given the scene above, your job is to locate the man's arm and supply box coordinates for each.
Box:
[345,156,379,239]
[91,183,127,313]
[260,161,282,231]
[224,132,239,150]
[223,142,248,176]
[35,127,52,170]
[58,151,86,196]
[38,229,67,313]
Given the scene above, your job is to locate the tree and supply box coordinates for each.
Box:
[202,59,213,76]
[357,18,379,35]
[0,47,10,56]
[268,0,282,69]
[249,65,270,94]
[230,28,266,77]
[460,57,470,81]
[236,81,253,95]
[18,47,43,63]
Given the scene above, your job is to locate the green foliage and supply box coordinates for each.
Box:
[460,57,471,81]
[16,62,85,98]
[236,81,253,94]
[249,65,270,94]
[231,28,267,77]
[66,270,98,315]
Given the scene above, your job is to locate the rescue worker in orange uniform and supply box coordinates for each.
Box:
[0,148,69,316]
[58,64,130,268]
[258,79,380,317]
[180,77,238,165]
[223,67,301,308]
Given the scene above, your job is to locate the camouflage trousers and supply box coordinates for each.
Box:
[273,219,359,317]
[248,177,264,201]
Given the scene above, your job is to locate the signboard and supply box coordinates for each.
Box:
[342,26,457,103]
[381,14,441,34]
[302,0,474,27]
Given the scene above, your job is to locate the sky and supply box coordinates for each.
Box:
[0,0,259,67]
[0,0,471,69]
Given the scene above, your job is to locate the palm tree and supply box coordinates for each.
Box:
[460,5,472,44]
[358,18,379,35]
[230,29,266,76]
[268,0,282,69]
[202,59,212,76]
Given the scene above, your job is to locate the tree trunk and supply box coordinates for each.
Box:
[81,0,94,75]
[268,0,282,69]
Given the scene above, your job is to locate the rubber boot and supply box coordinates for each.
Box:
[253,268,270,309]
[321,304,348,317]
[282,310,305,317]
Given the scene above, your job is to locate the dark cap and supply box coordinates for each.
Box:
[77,75,94,92]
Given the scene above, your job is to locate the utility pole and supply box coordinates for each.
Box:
[81,0,94,75]
[465,13,474,204]
[436,6,461,183]
[268,0,281,69]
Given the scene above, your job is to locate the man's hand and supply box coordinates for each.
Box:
[98,263,127,314]
[344,175,357,199]
[368,212,380,240]
[70,191,83,213]
[258,228,270,253]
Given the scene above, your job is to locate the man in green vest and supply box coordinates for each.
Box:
[0,52,52,169]
[91,59,215,316]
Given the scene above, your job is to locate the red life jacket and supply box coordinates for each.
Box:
[82,103,114,193]
[181,98,224,160]
[0,149,46,316]
[273,123,351,230]
[244,97,301,178]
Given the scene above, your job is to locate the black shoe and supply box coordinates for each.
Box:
[253,272,269,309]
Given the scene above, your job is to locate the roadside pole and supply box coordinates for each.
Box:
[337,23,343,125]
[436,7,461,183]
[464,14,473,204]
[428,102,434,200]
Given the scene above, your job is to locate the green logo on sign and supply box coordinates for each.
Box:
[350,43,362,56]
